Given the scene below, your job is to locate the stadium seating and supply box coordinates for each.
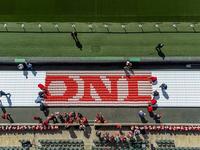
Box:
[38,139,84,150]
[93,138,148,150]
[0,147,24,150]
[155,139,200,150]
[156,139,175,147]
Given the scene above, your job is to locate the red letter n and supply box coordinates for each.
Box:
[80,76,121,101]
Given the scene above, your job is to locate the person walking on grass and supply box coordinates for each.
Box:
[155,43,165,60]
[156,43,164,52]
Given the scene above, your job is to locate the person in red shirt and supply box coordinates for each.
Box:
[2,112,10,120]
[116,124,122,129]
[42,119,49,127]
[147,104,155,118]
[147,105,153,113]
[81,116,88,125]
[95,112,105,123]
[33,116,42,123]
[116,123,123,134]
[79,116,88,131]
[151,99,157,105]
[1,112,13,123]
[95,113,100,123]
[38,83,45,91]
[150,76,157,82]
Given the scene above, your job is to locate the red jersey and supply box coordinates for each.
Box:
[42,120,49,126]
[151,99,157,105]
[147,106,153,112]
[150,76,157,82]
[82,117,88,124]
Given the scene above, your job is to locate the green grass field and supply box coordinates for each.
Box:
[0,0,200,57]
[0,32,200,57]
[1,0,200,22]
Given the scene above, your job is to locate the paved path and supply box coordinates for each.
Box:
[1,107,199,124]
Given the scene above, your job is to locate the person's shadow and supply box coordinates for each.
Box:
[139,117,148,123]
[23,69,37,79]
[153,95,160,100]
[23,70,28,79]
[71,32,83,50]
[5,93,12,107]
[84,125,92,138]
[0,104,6,113]
[76,41,83,50]
[156,48,165,60]
[8,115,14,123]
[162,89,169,99]
[31,69,37,76]
[43,107,49,117]
[124,68,131,77]
[69,127,77,138]
[0,104,14,123]
[154,117,161,123]
[149,112,155,118]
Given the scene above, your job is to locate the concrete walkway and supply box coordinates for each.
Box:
[0,107,199,124]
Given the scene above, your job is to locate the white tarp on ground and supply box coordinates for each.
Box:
[0,71,45,107]
[0,70,199,107]
[152,70,200,107]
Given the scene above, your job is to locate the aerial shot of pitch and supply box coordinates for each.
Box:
[1,0,200,150]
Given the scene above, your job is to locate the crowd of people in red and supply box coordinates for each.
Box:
[33,112,108,131]
[33,111,89,130]
[94,112,107,123]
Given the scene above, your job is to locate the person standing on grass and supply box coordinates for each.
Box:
[155,43,165,60]
[156,43,164,52]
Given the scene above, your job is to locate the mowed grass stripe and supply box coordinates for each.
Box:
[0,33,199,57]
[0,0,200,21]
